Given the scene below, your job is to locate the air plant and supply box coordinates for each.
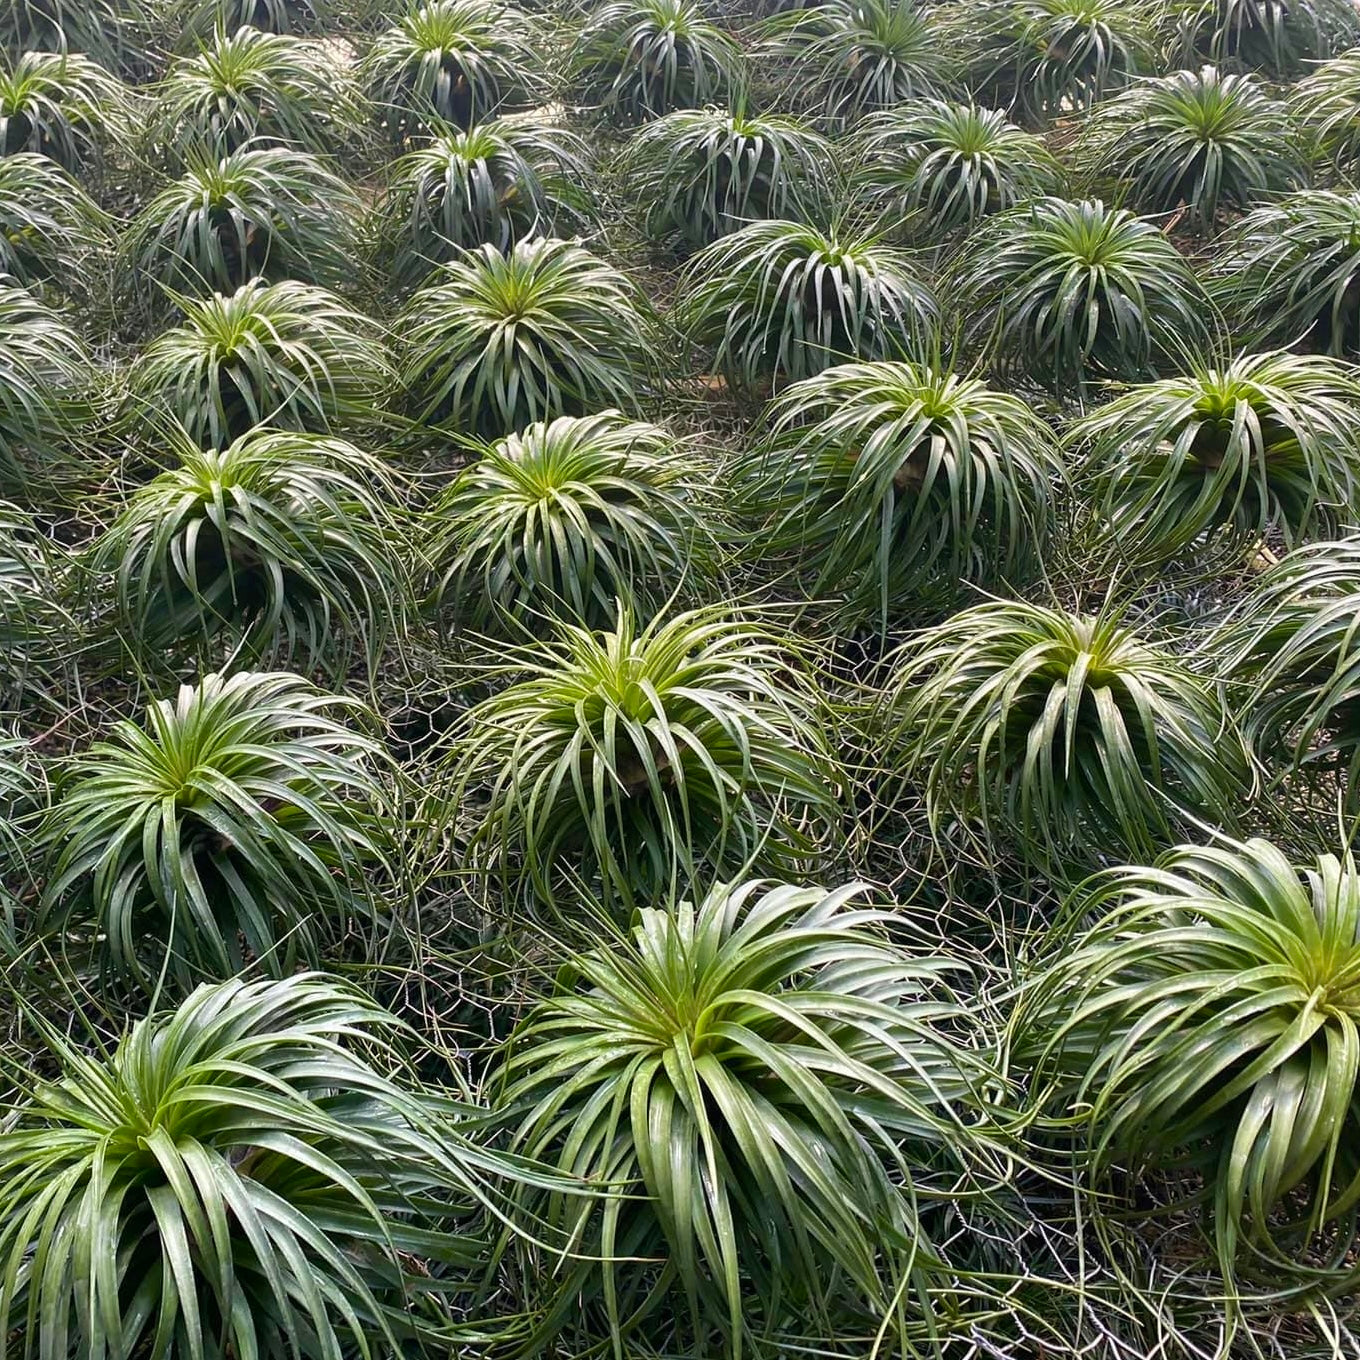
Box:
[41,671,393,990]
[426,410,715,632]
[677,218,938,389]
[0,152,106,288]
[84,427,406,675]
[1215,534,1360,804]
[1178,0,1360,78]
[623,106,836,248]
[878,597,1248,864]
[0,973,551,1356]
[127,279,393,448]
[739,359,1063,624]
[1212,189,1360,355]
[375,116,593,285]
[1020,835,1360,1284]
[853,99,1063,239]
[398,237,655,434]
[765,0,955,123]
[1070,351,1360,565]
[964,0,1157,124]
[153,23,368,162]
[0,283,94,487]
[568,0,744,122]
[1082,66,1304,231]
[123,146,364,295]
[0,49,130,170]
[497,877,1003,1355]
[363,0,539,135]
[956,196,1213,389]
[448,605,838,909]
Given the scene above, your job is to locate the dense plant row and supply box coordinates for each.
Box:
[1,0,1360,1357]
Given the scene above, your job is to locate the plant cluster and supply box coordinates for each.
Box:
[4,1,1360,1359]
